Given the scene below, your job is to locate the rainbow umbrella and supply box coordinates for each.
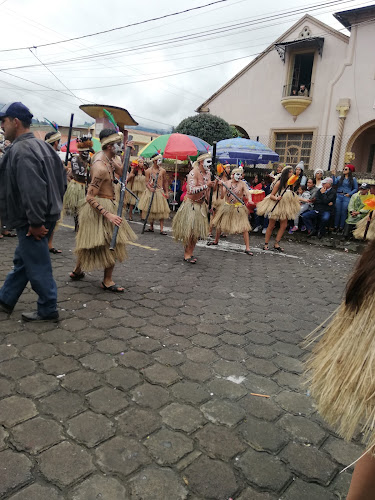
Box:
[139,133,210,161]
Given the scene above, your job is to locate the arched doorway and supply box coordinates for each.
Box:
[230,124,250,139]
[346,120,375,173]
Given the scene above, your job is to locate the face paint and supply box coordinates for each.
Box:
[112,143,122,155]
[157,158,162,166]
[203,158,212,171]
[56,140,61,152]
[80,151,89,160]
[234,173,241,181]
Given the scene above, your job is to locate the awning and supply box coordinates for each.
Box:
[274,37,324,62]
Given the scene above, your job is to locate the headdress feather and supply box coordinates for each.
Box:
[44,117,58,131]
[104,109,119,132]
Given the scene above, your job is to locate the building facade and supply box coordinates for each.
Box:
[196,5,375,173]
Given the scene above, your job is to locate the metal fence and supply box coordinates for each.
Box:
[245,134,342,174]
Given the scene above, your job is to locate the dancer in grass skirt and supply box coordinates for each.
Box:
[172,153,216,263]
[70,129,136,292]
[257,166,300,252]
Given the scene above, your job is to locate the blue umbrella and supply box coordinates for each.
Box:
[211,138,279,164]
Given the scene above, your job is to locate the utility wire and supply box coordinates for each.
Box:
[28,48,84,103]
[0,0,232,53]
[0,0,357,73]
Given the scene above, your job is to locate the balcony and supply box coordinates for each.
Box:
[281,83,313,121]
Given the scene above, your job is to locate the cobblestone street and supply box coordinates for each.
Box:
[0,215,362,499]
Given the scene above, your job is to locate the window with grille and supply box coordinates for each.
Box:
[274,132,313,168]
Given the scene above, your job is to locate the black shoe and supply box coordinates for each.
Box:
[308,231,317,237]
[318,232,324,239]
[0,300,13,315]
[21,311,59,322]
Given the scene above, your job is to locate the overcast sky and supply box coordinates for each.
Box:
[0,0,370,129]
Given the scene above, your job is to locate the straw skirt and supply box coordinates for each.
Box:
[353,215,375,241]
[211,203,251,234]
[75,197,137,271]
[172,199,209,246]
[124,175,146,205]
[211,190,224,209]
[307,295,375,453]
[138,189,170,221]
[63,180,86,213]
[256,189,300,221]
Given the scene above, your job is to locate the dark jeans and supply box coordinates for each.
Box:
[0,223,58,316]
[335,194,350,229]
[301,210,331,235]
[254,209,269,229]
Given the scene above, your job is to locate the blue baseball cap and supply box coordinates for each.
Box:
[0,102,33,121]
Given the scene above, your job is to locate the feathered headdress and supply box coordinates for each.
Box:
[44,117,61,144]
[77,134,93,151]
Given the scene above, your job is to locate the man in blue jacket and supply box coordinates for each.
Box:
[0,102,67,322]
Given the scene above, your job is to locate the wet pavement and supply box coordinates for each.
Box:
[0,213,362,499]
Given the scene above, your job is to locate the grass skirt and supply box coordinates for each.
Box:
[172,199,209,246]
[124,188,139,205]
[138,189,170,221]
[256,189,300,221]
[75,197,137,271]
[353,216,375,241]
[212,203,251,234]
[63,180,86,213]
[132,175,146,194]
[211,190,224,209]
[306,295,375,453]
[124,176,146,205]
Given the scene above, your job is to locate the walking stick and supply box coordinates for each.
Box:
[142,173,160,234]
[208,142,217,222]
[109,135,133,251]
[65,113,74,167]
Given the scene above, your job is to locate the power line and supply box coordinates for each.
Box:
[28,48,83,103]
[0,0,232,53]
[0,0,357,74]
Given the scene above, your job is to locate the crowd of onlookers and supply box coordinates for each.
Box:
[247,162,373,240]
[167,161,373,241]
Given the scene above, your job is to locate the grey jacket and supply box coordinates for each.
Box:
[0,132,67,228]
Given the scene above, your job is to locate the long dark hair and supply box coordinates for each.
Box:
[338,170,354,190]
[346,239,375,310]
[279,167,292,191]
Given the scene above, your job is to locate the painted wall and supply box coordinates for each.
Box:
[329,19,375,168]
[201,13,375,172]
[207,18,348,142]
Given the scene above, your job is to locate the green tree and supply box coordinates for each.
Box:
[175,113,232,145]
[230,125,243,138]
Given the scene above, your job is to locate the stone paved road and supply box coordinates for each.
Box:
[0,214,362,499]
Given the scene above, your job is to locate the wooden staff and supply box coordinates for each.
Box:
[208,142,217,222]
[142,172,159,234]
[109,134,133,251]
